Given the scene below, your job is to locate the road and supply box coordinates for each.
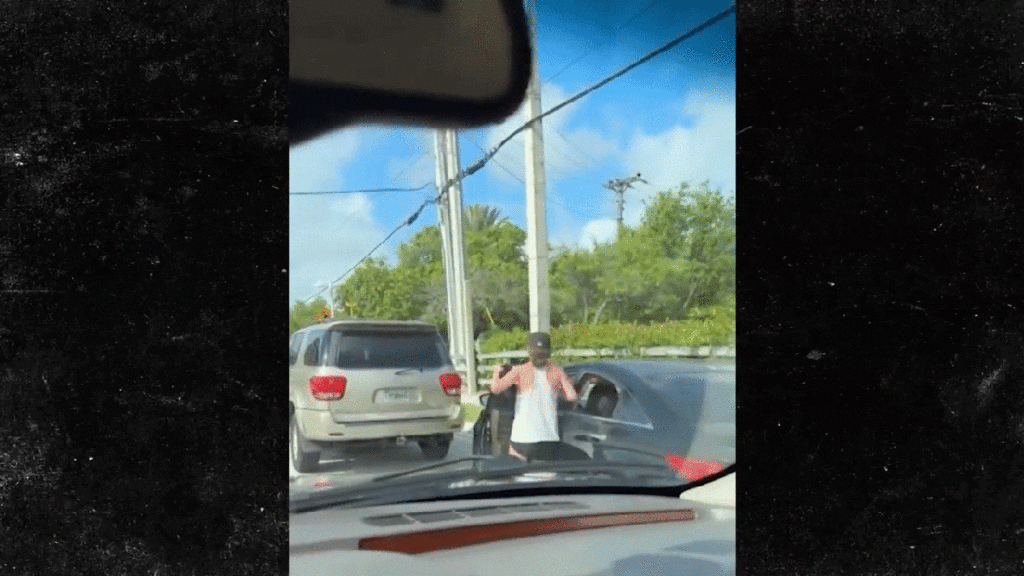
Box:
[290,427,475,487]
[290,426,735,510]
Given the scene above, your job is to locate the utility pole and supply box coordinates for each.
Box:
[434,131,460,360]
[433,129,477,394]
[444,129,476,394]
[524,0,550,333]
[604,173,648,228]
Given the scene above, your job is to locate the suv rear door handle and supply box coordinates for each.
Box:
[573,433,605,443]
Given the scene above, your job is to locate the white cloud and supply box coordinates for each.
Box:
[620,87,735,225]
[578,219,618,250]
[289,130,383,305]
[387,153,434,188]
[289,131,362,192]
[289,192,384,305]
[483,82,618,185]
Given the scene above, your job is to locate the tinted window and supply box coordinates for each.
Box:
[302,329,326,366]
[326,330,448,369]
[289,332,304,366]
[615,387,653,427]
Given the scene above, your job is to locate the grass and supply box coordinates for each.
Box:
[459,403,482,424]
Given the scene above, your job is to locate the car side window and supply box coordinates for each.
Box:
[576,375,615,417]
[614,386,653,427]
[289,332,304,366]
[303,329,326,366]
[576,374,652,426]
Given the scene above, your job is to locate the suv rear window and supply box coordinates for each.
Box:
[325,330,448,369]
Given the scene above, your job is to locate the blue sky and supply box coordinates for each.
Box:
[290,0,735,306]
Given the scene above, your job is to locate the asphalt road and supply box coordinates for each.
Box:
[289,419,736,509]
[290,427,475,487]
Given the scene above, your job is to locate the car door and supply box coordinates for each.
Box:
[558,371,654,462]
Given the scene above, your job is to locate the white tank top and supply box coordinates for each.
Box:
[510,369,560,443]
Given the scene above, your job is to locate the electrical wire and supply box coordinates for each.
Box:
[303,199,433,304]
[291,152,432,195]
[448,3,735,195]
[300,4,734,303]
[290,182,432,195]
[465,136,525,184]
[554,128,602,167]
[544,0,672,84]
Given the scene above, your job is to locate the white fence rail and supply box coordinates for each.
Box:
[474,346,735,380]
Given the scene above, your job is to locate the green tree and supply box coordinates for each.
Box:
[551,248,607,325]
[633,182,736,313]
[551,181,735,324]
[289,297,331,334]
[464,204,510,232]
[333,204,529,333]
[334,257,426,321]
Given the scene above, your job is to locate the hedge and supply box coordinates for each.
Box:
[479,304,735,353]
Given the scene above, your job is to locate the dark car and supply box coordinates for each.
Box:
[473,359,735,482]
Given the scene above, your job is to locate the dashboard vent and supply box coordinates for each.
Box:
[363,501,588,527]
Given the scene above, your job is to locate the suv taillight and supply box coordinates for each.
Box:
[439,373,461,397]
[309,375,347,401]
[664,454,725,482]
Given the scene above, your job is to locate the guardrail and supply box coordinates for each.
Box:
[474,345,735,379]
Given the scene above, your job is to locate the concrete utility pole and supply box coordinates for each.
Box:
[434,131,460,359]
[604,173,648,228]
[524,0,550,333]
[433,129,477,394]
[444,129,476,394]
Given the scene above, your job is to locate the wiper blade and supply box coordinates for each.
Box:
[291,459,703,513]
[372,456,493,483]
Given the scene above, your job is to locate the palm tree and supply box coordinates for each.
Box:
[463,204,508,232]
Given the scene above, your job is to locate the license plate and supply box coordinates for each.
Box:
[379,389,415,403]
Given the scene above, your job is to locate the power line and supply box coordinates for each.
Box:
[452,3,735,195]
[544,0,675,84]
[290,182,432,195]
[554,128,601,167]
[465,136,525,184]
[291,152,432,195]
[300,5,734,304]
[303,199,434,304]
[391,151,431,183]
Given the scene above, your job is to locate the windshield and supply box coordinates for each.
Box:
[288,1,735,508]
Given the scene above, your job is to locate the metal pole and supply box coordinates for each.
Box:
[445,129,477,394]
[524,0,550,333]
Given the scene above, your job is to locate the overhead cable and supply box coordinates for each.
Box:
[438,3,736,198]
[303,4,735,302]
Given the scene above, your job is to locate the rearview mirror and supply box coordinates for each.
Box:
[290,0,533,144]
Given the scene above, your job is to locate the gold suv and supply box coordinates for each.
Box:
[289,319,464,473]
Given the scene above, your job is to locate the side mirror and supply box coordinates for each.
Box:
[478,392,493,406]
[290,0,532,144]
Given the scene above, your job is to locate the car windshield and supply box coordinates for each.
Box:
[288,1,735,508]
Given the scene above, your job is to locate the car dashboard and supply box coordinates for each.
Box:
[290,478,735,576]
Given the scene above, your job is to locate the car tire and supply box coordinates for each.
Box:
[290,412,320,474]
[419,435,451,460]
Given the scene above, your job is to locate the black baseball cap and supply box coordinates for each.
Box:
[527,332,551,349]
